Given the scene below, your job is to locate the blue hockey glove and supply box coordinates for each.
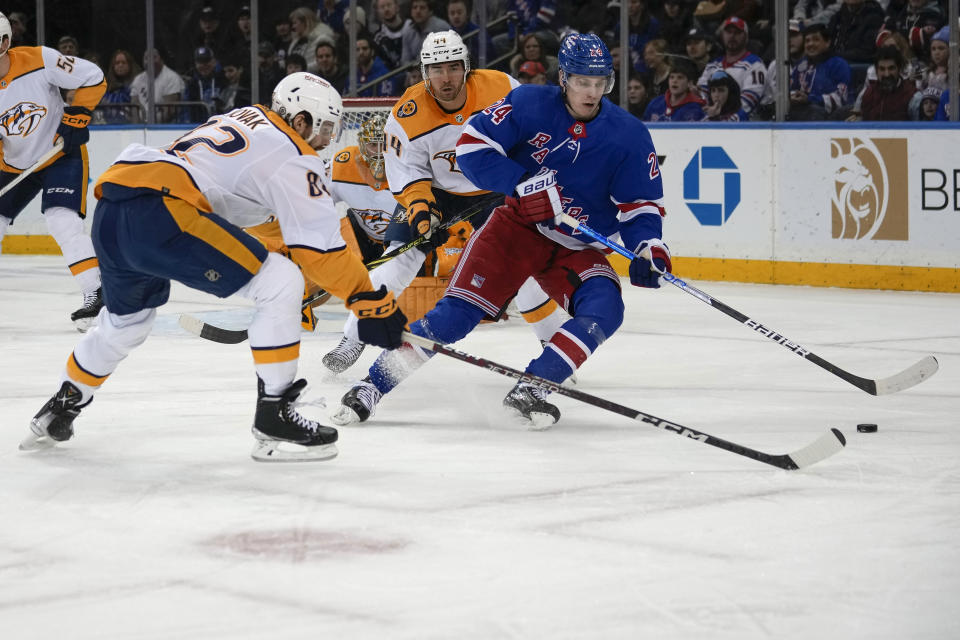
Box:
[56,106,93,154]
[513,170,562,227]
[346,285,408,349]
[629,239,672,289]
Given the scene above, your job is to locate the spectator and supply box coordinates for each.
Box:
[401,0,451,64]
[287,7,336,62]
[643,38,671,96]
[130,48,185,123]
[355,34,401,96]
[886,0,944,56]
[793,1,842,26]
[309,41,347,92]
[759,18,806,119]
[448,0,494,65]
[912,86,941,120]
[934,88,953,120]
[374,0,410,70]
[788,23,851,120]
[285,53,308,75]
[643,59,705,121]
[517,60,548,84]
[509,34,559,82]
[341,6,368,37]
[98,49,142,124]
[684,28,714,77]
[184,5,230,73]
[696,16,766,118]
[182,46,227,122]
[257,41,284,103]
[848,28,924,113]
[703,69,748,120]
[659,0,694,53]
[919,25,949,92]
[828,0,885,64]
[8,11,32,47]
[57,35,79,57]
[497,0,560,55]
[318,0,351,35]
[625,72,652,117]
[609,0,660,72]
[855,45,917,120]
[272,17,293,68]
[224,5,255,62]
[218,56,252,111]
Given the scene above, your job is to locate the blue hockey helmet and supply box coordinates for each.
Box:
[558,33,615,94]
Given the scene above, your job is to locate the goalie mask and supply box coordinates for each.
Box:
[558,33,615,95]
[357,112,388,181]
[271,72,343,146]
[420,30,470,100]
[0,12,11,57]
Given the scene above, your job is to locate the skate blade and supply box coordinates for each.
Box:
[251,440,338,463]
[73,317,97,333]
[19,431,57,451]
[503,406,556,431]
[329,406,362,426]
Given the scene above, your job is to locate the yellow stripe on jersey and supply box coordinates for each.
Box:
[291,245,374,305]
[78,144,89,214]
[331,146,391,191]
[163,196,263,275]
[2,47,45,84]
[71,78,107,112]
[261,107,317,156]
[67,256,99,275]
[66,352,109,388]
[95,160,214,213]
[390,70,515,141]
[251,341,301,365]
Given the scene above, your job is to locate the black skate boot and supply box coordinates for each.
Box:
[321,335,366,375]
[71,287,103,332]
[251,378,339,462]
[20,381,92,450]
[503,382,560,430]
[330,378,382,425]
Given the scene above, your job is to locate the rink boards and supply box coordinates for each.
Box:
[3,123,958,292]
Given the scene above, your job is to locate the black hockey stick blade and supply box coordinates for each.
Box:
[178,313,248,344]
[402,332,846,470]
[559,213,939,396]
[180,193,504,345]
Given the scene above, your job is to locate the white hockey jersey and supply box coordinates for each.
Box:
[383,69,517,210]
[0,46,105,172]
[95,105,375,302]
[326,145,397,242]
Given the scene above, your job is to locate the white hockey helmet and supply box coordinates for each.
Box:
[420,30,470,82]
[0,12,12,57]
[271,71,343,144]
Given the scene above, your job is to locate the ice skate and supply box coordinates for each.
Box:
[330,379,382,425]
[70,287,103,332]
[503,382,560,430]
[321,335,366,375]
[20,381,91,451]
[251,378,338,462]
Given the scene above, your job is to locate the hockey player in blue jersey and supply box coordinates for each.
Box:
[332,33,670,428]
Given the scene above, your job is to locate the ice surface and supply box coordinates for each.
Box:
[1,255,958,639]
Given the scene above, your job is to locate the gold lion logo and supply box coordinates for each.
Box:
[0,101,48,138]
[830,137,908,241]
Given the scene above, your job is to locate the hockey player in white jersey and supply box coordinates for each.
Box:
[0,11,106,330]
[323,30,568,379]
[21,73,407,462]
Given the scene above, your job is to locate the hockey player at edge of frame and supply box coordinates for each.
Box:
[331,33,671,429]
[0,11,107,331]
[20,72,407,462]
[321,29,570,377]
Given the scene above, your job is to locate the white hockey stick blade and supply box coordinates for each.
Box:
[873,355,939,395]
[786,428,847,470]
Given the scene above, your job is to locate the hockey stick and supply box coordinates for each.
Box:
[179,193,504,345]
[0,139,64,199]
[558,213,939,396]
[402,332,845,470]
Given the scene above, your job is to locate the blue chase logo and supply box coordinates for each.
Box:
[682,146,740,226]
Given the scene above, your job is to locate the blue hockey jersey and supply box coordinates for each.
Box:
[456,85,666,253]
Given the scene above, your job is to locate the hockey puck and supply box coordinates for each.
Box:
[857,423,878,433]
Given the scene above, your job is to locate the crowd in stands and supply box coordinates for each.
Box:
[13,0,960,124]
